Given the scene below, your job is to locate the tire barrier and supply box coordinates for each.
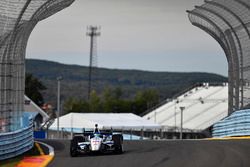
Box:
[0,115,33,160]
[213,109,250,137]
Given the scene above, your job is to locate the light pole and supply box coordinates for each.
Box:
[57,76,63,139]
[174,101,177,131]
[86,26,100,100]
[154,111,157,123]
[180,106,185,140]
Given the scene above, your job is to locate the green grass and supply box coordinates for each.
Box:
[0,143,41,167]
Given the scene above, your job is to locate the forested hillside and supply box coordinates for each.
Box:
[26,59,227,108]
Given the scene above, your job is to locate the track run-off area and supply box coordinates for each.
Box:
[43,139,250,167]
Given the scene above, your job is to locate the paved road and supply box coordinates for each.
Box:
[43,139,250,167]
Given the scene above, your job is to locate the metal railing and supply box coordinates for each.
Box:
[0,114,33,160]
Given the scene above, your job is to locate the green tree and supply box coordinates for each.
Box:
[102,88,114,113]
[114,99,132,113]
[63,97,89,114]
[25,73,46,106]
[89,90,102,112]
[114,87,123,99]
[102,87,125,113]
[63,88,160,115]
[134,89,159,115]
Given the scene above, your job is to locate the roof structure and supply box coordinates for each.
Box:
[143,84,228,131]
[187,0,250,114]
[50,113,161,131]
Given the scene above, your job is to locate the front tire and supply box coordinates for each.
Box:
[70,136,85,157]
[70,140,78,157]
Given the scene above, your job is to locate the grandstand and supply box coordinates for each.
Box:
[143,83,228,131]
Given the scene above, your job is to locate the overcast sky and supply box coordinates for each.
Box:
[26,0,228,76]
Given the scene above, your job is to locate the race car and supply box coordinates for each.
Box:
[70,130,123,157]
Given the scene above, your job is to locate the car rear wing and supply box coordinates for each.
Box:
[73,130,113,137]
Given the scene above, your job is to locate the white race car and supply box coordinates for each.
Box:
[70,131,123,157]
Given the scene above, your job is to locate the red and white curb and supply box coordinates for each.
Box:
[16,141,54,167]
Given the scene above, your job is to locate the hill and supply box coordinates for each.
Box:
[25,59,228,106]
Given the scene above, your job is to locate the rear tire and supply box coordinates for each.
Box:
[112,134,123,154]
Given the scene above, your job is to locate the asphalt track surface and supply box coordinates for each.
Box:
[43,139,250,167]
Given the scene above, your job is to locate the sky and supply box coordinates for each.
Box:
[26,0,228,76]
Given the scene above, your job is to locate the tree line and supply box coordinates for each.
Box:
[63,87,159,115]
[25,73,159,116]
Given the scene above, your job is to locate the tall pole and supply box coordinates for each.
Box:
[57,76,62,138]
[86,26,100,100]
[154,111,156,123]
[174,102,177,131]
[88,32,94,100]
[180,106,185,140]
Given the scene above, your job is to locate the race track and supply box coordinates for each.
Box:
[44,139,250,167]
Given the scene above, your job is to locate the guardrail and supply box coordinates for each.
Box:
[0,114,34,160]
[212,109,250,137]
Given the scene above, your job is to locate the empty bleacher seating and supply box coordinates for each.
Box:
[143,83,228,131]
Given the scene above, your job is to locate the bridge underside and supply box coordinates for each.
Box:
[0,0,74,132]
[188,0,250,114]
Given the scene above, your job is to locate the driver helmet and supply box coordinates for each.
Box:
[94,124,100,133]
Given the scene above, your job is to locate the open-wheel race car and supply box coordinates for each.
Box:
[70,128,123,157]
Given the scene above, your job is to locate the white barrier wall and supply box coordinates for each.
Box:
[0,115,33,160]
[213,109,250,137]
